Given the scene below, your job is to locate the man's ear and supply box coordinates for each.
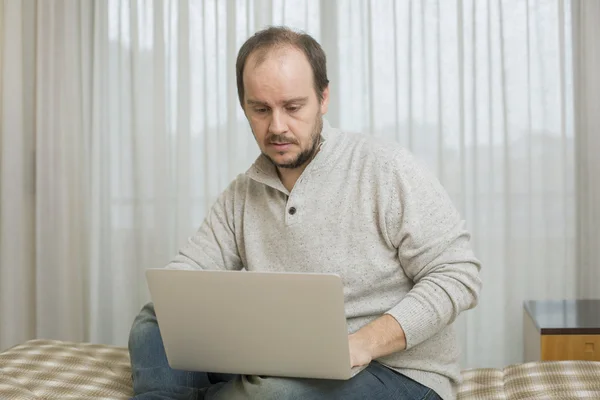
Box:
[320,85,330,115]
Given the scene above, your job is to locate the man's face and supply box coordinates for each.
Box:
[243,47,329,170]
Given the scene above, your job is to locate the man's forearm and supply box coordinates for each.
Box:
[348,314,407,366]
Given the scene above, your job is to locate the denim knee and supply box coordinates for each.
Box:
[128,302,161,358]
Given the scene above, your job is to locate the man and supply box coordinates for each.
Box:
[128,26,481,400]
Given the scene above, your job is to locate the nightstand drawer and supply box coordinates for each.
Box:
[523,300,600,362]
[541,335,600,361]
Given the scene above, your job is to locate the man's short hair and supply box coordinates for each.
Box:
[236,26,329,107]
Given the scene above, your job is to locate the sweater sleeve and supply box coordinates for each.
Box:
[165,178,244,271]
[383,150,482,350]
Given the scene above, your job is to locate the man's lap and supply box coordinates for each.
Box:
[198,362,438,400]
[129,303,440,400]
[131,362,439,400]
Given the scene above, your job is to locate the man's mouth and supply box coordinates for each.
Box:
[270,143,292,150]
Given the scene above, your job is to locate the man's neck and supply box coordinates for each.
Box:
[277,166,306,192]
[275,136,323,192]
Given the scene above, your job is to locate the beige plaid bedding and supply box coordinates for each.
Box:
[0,339,599,399]
[458,361,600,399]
[0,339,132,399]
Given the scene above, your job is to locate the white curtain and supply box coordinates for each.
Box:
[0,0,584,370]
[572,0,600,300]
[0,0,37,353]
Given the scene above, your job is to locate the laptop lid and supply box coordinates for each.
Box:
[145,269,354,380]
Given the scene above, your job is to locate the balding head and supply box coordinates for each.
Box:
[236,26,329,109]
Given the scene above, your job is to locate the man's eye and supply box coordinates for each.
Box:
[255,108,267,113]
[287,106,300,112]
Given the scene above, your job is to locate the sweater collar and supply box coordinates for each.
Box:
[245,119,338,193]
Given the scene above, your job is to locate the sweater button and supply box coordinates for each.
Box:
[288,207,297,215]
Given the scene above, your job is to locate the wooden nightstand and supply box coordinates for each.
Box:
[524,299,600,362]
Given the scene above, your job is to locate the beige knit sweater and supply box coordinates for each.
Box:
[167,121,482,400]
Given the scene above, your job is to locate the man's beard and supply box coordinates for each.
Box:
[262,114,323,169]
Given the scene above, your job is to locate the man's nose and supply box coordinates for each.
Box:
[269,110,288,135]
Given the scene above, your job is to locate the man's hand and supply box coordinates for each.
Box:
[348,333,373,367]
[348,314,407,368]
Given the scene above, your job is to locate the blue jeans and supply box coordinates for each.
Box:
[128,303,441,400]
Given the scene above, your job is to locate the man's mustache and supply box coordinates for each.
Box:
[267,135,298,145]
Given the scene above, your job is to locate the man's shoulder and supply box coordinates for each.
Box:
[226,172,255,192]
[333,129,438,187]
[221,171,276,197]
[336,129,413,168]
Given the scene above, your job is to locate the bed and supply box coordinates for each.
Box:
[1,339,599,399]
[0,340,132,399]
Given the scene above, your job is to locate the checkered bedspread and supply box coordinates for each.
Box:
[0,340,132,399]
[458,361,600,399]
[1,339,599,399]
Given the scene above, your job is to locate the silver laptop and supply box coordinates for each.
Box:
[146,269,366,380]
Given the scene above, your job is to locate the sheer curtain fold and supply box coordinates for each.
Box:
[34,0,88,343]
[0,0,36,351]
[572,0,600,300]
[0,0,588,370]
